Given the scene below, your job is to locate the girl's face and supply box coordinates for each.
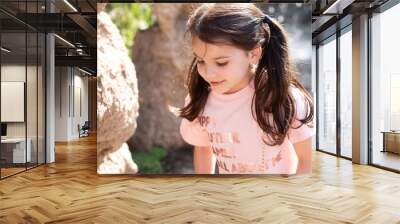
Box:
[192,36,261,94]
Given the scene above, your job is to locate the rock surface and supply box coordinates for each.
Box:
[98,143,138,174]
[97,10,139,174]
[129,3,197,152]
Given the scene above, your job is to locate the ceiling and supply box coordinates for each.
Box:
[311,0,390,43]
[0,0,96,75]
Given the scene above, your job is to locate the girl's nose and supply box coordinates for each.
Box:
[205,65,216,79]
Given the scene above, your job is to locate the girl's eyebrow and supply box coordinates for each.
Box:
[193,52,230,60]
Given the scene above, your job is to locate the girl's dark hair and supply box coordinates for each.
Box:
[180,3,314,146]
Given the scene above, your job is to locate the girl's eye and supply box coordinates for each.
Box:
[216,62,228,67]
[196,59,227,67]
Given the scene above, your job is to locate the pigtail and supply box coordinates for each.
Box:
[253,16,314,146]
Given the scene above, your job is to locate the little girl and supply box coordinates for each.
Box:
[179,3,314,175]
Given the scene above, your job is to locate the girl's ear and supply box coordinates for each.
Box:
[248,44,262,65]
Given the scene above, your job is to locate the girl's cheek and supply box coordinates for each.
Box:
[197,66,207,80]
[220,66,233,79]
[196,64,204,75]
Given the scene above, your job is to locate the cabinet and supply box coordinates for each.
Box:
[382,131,400,154]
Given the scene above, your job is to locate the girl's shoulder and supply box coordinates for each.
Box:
[289,85,309,104]
[288,85,305,98]
[288,85,312,119]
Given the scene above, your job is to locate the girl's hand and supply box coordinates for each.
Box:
[293,137,313,174]
[193,146,216,174]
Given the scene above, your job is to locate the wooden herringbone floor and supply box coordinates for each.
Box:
[1,134,400,224]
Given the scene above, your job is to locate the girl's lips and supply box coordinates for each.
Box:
[210,80,225,86]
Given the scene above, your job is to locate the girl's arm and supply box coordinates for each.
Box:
[293,137,313,174]
[193,146,216,174]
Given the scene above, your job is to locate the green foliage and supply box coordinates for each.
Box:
[132,147,167,174]
[105,3,155,58]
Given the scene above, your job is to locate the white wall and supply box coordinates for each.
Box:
[72,73,89,138]
[55,66,69,141]
[1,64,46,164]
[1,65,26,141]
[54,67,89,141]
[1,65,39,138]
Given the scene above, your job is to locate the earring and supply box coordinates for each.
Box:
[250,63,256,72]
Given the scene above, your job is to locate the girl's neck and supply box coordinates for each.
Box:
[210,75,254,101]
[224,73,255,95]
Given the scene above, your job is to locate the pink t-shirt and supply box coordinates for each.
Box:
[180,79,315,174]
